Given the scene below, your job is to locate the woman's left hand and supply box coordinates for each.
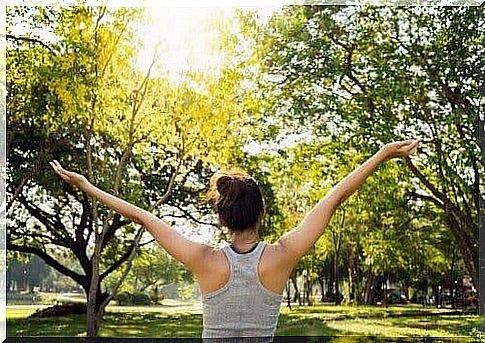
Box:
[50,160,88,187]
[380,139,420,160]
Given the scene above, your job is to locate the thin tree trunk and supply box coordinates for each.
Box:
[286,281,292,310]
[450,245,456,309]
[290,272,301,305]
[85,20,161,335]
[348,267,353,304]
[333,211,344,305]
[319,277,325,303]
[365,272,374,304]
[406,158,478,293]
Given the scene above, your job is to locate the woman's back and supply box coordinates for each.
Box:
[202,241,283,340]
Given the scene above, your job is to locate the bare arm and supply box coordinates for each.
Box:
[276,139,420,264]
[50,161,211,273]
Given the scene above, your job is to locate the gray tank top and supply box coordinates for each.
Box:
[201,241,283,342]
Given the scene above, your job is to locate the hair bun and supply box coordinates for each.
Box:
[216,175,246,201]
[216,175,233,194]
[206,169,265,232]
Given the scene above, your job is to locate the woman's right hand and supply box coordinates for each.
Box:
[380,139,420,160]
[50,160,88,188]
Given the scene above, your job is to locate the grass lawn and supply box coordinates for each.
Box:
[7,303,483,340]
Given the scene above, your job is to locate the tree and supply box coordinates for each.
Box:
[7,5,245,335]
[107,246,193,294]
[235,5,481,295]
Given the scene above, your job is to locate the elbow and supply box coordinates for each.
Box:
[323,192,343,211]
[133,209,151,226]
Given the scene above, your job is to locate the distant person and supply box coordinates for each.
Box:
[50,139,420,342]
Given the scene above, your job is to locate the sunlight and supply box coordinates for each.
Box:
[135,6,281,82]
[135,7,228,81]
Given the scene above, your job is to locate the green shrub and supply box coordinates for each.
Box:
[114,291,151,306]
[131,291,151,305]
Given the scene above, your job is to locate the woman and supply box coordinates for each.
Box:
[50,139,419,342]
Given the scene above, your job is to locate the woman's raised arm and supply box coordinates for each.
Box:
[275,139,420,265]
[50,160,211,273]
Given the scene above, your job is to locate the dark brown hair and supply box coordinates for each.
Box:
[206,169,265,232]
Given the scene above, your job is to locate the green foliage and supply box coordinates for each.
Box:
[226,5,480,301]
[177,284,195,301]
[6,6,248,336]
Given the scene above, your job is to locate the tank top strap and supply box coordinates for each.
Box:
[253,241,266,259]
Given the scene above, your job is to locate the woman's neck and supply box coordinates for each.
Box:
[230,229,259,252]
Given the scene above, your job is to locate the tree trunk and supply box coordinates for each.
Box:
[86,254,102,337]
[347,267,352,304]
[286,281,292,310]
[334,271,340,306]
[333,211,344,306]
[402,280,409,302]
[305,276,313,306]
[318,277,325,303]
[327,272,334,302]
[450,245,456,309]
[383,277,388,309]
[290,272,301,305]
[406,158,479,294]
[365,273,374,304]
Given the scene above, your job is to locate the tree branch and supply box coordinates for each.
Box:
[405,190,444,209]
[6,34,57,55]
[99,241,136,280]
[100,214,130,251]
[6,147,49,212]
[164,204,217,227]
[17,195,72,244]
[405,157,477,234]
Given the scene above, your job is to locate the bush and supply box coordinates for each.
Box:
[29,303,86,318]
[131,291,151,305]
[114,291,132,306]
[114,291,151,306]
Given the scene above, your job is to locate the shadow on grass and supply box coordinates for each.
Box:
[101,311,203,337]
[8,313,87,337]
[386,315,481,337]
[7,311,204,338]
[276,313,341,336]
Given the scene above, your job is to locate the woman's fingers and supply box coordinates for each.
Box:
[53,160,65,173]
[50,161,61,174]
[403,139,420,155]
[397,139,413,147]
[382,139,420,159]
[50,160,69,181]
